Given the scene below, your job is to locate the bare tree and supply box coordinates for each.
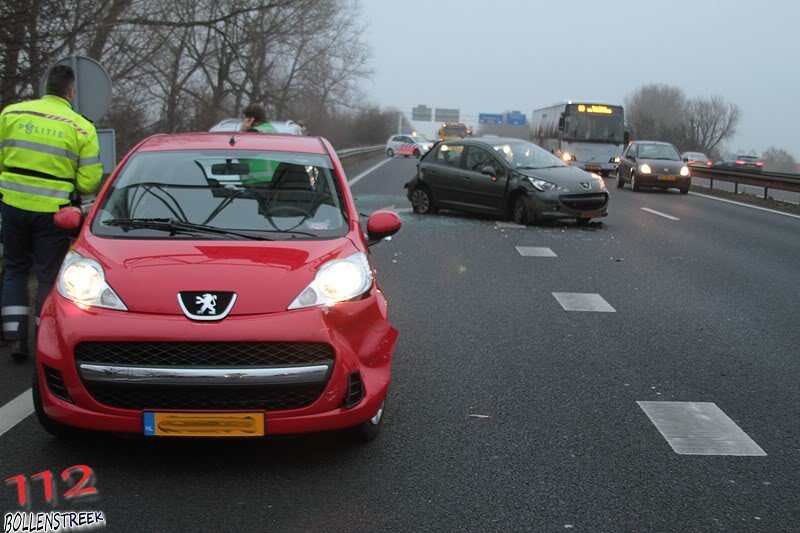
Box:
[624,83,741,158]
[682,96,741,157]
[761,146,797,173]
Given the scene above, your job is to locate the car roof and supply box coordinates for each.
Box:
[445,137,526,146]
[633,141,676,146]
[136,132,329,155]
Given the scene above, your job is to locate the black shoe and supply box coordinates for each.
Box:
[9,340,29,362]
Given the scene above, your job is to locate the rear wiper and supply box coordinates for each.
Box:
[102,218,272,241]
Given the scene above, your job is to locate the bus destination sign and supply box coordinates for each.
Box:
[577,104,614,114]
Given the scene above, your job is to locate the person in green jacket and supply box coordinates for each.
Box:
[0,64,102,360]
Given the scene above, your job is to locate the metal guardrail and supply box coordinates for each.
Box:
[335,145,384,158]
[689,166,800,199]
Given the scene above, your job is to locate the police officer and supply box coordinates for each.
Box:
[0,65,102,360]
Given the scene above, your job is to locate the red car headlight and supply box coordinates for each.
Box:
[288,252,373,310]
[57,251,127,311]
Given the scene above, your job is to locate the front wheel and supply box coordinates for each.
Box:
[512,194,537,225]
[411,185,438,214]
[576,217,591,226]
[386,148,394,158]
[631,172,641,192]
[616,173,625,188]
[348,399,386,443]
[679,187,689,194]
[413,149,421,158]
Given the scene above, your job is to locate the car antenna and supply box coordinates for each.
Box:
[230,116,241,146]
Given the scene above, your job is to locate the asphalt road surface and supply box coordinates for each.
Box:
[1,153,799,532]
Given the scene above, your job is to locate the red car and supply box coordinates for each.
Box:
[33,132,401,442]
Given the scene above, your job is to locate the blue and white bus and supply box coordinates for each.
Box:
[530,102,626,176]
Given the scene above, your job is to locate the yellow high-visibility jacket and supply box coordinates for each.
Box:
[0,95,102,212]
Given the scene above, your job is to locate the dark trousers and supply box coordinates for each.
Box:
[1,203,70,342]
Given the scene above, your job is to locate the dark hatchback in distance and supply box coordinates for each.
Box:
[404,137,609,225]
[616,141,691,194]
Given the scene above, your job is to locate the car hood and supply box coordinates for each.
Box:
[638,159,686,173]
[75,235,360,315]
[516,165,606,193]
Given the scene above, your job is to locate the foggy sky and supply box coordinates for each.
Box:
[362,0,800,157]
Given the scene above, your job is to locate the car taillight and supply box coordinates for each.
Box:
[688,160,696,164]
[756,161,764,167]
[735,160,745,165]
[706,160,712,166]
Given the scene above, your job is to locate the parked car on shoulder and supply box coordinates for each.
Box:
[34,132,401,443]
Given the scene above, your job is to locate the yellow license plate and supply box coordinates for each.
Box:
[144,412,265,437]
[659,175,676,181]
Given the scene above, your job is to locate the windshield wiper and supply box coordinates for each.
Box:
[517,165,563,170]
[102,218,272,241]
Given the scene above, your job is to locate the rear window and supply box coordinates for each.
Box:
[738,155,758,162]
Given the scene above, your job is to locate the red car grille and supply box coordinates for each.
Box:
[75,342,334,411]
[85,384,325,411]
[74,342,334,367]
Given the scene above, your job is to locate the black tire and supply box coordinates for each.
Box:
[403,155,410,158]
[348,399,386,443]
[413,149,420,158]
[679,187,689,194]
[616,173,625,188]
[32,368,84,440]
[410,185,438,214]
[576,217,591,226]
[630,172,641,192]
[386,148,394,158]
[511,194,537,225]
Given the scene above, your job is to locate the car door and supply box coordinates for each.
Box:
[422,143,465,207]
[620,143,637,182]
[458,145,509,214]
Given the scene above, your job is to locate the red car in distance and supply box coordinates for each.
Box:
[34,132,401,442]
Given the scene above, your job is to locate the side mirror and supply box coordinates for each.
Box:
[480,165,496,176]
[366,210,401,246]
[54,207,83,231]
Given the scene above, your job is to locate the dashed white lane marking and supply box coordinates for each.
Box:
[496,221,526,229]
[689,192,800,220]
[515,246,557,257]
[347,158,392,187]
[0,389,34,438]
[641,207,680,221]
[637,401,767,456]
[552,292,616,312]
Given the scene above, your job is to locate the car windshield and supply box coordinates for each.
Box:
[638,144,682,161]
[492,141,567,169]
[92,150,348,240]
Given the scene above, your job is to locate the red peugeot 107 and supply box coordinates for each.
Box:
[33,132,401,442]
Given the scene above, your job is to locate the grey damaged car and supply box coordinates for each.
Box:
[404,137,609,225]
